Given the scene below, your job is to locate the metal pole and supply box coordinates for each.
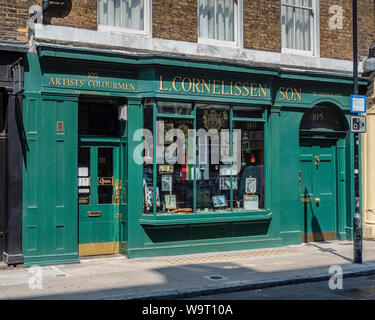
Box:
[352,0,362,264]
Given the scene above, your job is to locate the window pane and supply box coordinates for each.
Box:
[295,8,311,51]
[78,101,120,137]
[196,105,230,213]
[98,148,114,204]
[78,148,91,205]
[99,0,145,30]
[143,101,154,214]
[198,0,215,39]
[122,0,144,30]
[233,122,264,211]
[156,118,194,214]
[233,106,264,119]
[216,0,234,41]
[199,0,234,41]
[281,1,313,51]
[157,101,193,115]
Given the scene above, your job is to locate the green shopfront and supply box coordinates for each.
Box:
[21,44,365,266]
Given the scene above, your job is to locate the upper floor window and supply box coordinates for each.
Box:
[198,0,240,47]
[281,0,317,56]
[98,0,150,36]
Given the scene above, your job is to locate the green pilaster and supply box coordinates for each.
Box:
[126,99,143,257]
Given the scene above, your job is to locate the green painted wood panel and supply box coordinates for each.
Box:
[78,145,120,245]
[299,139,337,235]
[23,95,79,266]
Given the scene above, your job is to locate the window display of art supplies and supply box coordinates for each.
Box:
[244,176,258,210]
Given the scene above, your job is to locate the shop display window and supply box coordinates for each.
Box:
[143,100,266,215]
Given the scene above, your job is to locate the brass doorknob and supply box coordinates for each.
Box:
[315,198,320,203]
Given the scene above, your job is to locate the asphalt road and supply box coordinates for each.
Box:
[187,275,375,300]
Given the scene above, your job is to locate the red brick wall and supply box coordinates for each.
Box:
[152,0,197,42]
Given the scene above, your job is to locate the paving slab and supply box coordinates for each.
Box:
[1,240,375,299]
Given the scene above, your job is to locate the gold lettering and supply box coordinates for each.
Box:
[201,78,211,93]
[279,87,286,101]
[250,83,258,97]
[294,88,302,101]
[79,80,85,87]
[118,83,125,90]
[56,78,61,86]
[221,80,230,95]
[259,83,267,97]
[182,77,192,92]
[129,83,135,91]
[213,80,220,95]
[234,82,242,96]
[159,75,170,91]
[88,72,99,78]
[172,76,182,92]
[230,81,233,96]
[286,87,294,101]
[192,78,201,93]
[48,77,55,85]
[242,82,250,96]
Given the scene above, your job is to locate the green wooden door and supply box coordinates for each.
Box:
[78,142,121,256]
[299,139,337,241]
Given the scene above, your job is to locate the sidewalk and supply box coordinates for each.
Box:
[1,240,375,300]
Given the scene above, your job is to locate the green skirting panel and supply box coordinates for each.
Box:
[23,253,80,267]
[127,237,284,258]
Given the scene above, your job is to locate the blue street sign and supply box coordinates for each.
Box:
[351,94,367,113]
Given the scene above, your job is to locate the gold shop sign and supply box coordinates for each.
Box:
[278,87,303,102]
[46,72,136,92]
[159,75,268,98]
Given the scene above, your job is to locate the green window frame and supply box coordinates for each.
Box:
[142,99,270,222]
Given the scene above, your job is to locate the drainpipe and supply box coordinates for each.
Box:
[42,0,51,14]
[29,0,50,22]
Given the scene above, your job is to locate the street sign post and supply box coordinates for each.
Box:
[352,0,362,264]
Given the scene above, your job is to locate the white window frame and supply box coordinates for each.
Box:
[281,0,319,57]
[97,0,152,37]
[198,0,242,48]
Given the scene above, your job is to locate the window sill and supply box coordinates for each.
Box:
[198,38,239,49]
[281,48,315,57]
[98,25,150,37]
[140,210,272,226]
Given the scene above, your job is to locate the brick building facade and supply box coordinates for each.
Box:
[0,0,373,59]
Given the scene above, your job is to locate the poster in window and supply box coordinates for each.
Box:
[78,167,89,177]
[165,194,177,210]
[219,176,238,190]
[212,195,227,208]
[245,177,257,194]
[244,195,258,210]
[78,177,90,187]
[159,165,174,174]
[161,175,173,192]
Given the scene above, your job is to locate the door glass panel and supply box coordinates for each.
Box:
[98,148,114,204]
[78,148,91,205]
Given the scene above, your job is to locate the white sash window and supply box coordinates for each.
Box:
[281,0,318,56]
[198,0,240,47]
[98,0,150,36]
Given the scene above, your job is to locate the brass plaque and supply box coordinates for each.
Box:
[302,198,312,203]
[87,211,102,217]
